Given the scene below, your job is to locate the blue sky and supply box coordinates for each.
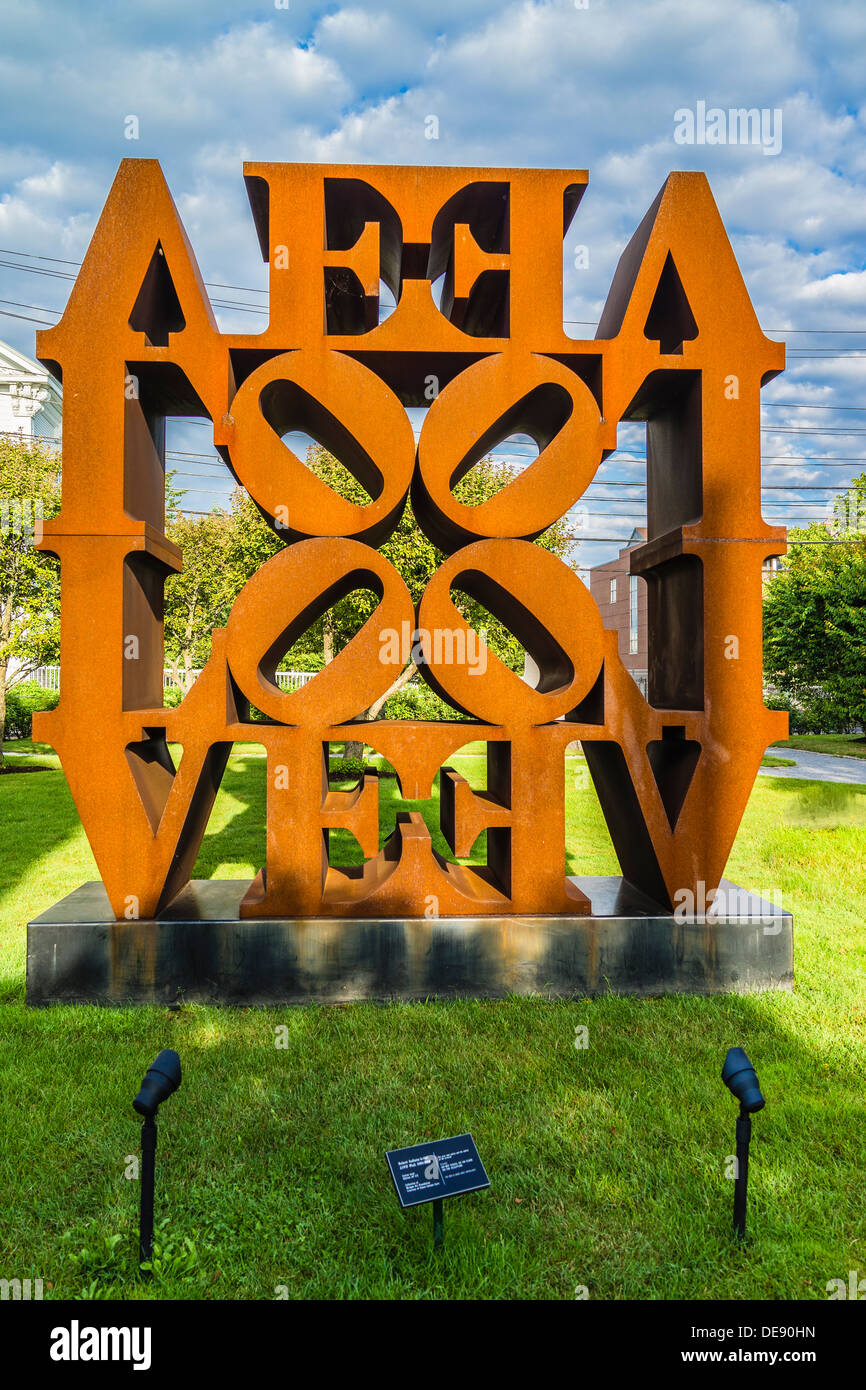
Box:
[0,0,864,564]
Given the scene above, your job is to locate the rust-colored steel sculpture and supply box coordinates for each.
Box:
[33,160,787,924]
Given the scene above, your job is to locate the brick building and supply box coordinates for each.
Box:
[589,527,648,696]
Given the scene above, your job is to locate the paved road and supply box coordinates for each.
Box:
[760,749,866,785]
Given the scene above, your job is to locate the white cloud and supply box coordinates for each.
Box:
[0,0,863,559]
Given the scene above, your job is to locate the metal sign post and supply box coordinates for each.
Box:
[139,1114,157,1268]
[386,1134,490,1251]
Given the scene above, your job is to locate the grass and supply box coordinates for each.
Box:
[0,739,864,1300]
[772,734,866,760]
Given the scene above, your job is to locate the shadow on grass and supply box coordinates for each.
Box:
[134,767,862,1294]
[191,748,490,882]
[1,979,863,1300]
[0,765,84,903]
[2,753,863,1294]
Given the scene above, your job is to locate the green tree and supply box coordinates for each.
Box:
[285,445,577,752]
[163,508,238,692]
[281,444,575,662]
[764,474,866,730]
[169,444,579,751]
[0,437,61,765]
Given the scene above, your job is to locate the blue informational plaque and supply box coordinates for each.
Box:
[385,1134,490,1208]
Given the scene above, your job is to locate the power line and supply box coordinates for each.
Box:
[3,247,863,482]
[168,501,863,544]
[756,329,866,335]
[0,258,74,283]
[0,280,266,318]
[173,485,237,496]
[0,306,54,326]
[569,533,862,545]
[0,246,269,296]
[193,523,860,545]
[764,402,866,410]
[0,248,80,266]
[164,441,866,462]
[2,244,866,338]
[164,453,862,496]
[559,317,866,335]
[0,250,269,303]
[576,497,848,505]
[0,296,61,316]
[4,432,857,485]
[166,451,229,462]
[570,507,849,516]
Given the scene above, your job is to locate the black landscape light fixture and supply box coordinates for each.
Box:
[721,1047,765,1240]
[132,1050,181,1269]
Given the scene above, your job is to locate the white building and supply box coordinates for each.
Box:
[1,337,62,692]
[0,338,62,442]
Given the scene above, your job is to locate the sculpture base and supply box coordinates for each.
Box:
[26,878,793,1006]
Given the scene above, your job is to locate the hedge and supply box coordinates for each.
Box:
[3,681,59,740]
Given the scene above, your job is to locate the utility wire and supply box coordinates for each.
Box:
[168,507,866,542]
[2,245,866,339]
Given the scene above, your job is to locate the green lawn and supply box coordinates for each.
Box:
[772,734,866,760]
[1,740,864,1300]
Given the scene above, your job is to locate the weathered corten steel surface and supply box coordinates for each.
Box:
[27,880,793,1006]
[33,159,788,927]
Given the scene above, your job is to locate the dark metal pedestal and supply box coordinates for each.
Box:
[26,877,793,1006]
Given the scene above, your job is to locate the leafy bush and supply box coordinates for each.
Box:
[378,682,463,721]
[328,756,367,781]
[3,680,59,739]
[765,691,854,735]
[280,653,325,673]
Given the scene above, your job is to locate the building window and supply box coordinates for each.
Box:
[629,575,639,654]
[610,577,617,605]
